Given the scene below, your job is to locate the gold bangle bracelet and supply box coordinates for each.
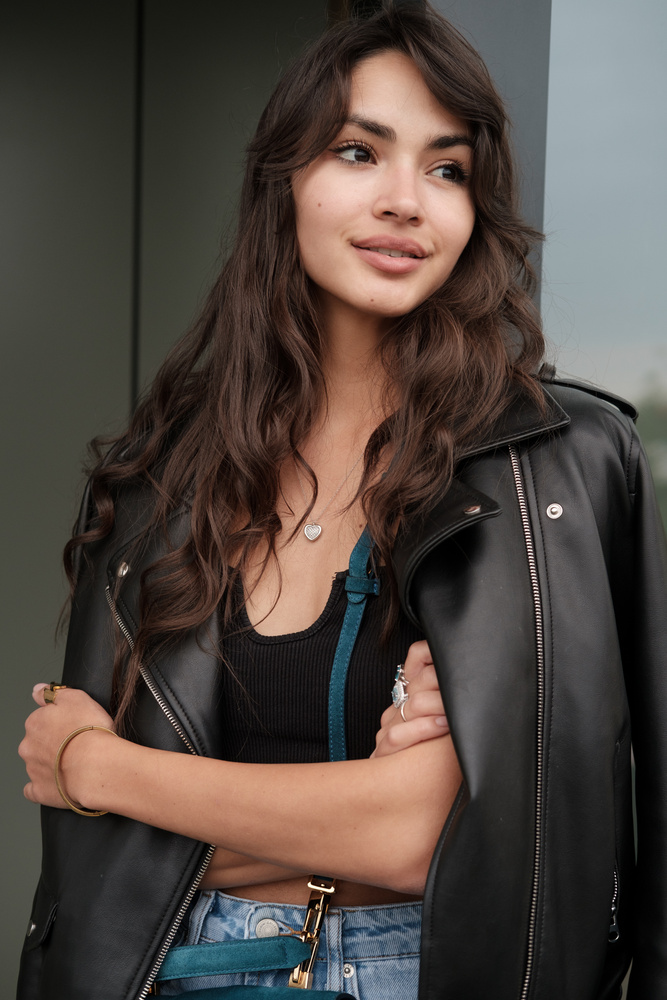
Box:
[54,725,119,817]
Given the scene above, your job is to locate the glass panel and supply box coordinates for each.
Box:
[542,0,667,524]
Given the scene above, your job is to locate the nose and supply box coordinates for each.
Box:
[372,164,423,225]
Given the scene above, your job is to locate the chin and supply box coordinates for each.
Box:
[368,296,429,319]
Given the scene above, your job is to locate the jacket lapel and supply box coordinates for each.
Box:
[392,385,569,615]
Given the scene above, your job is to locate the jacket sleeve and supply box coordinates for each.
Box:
[16,486,211,1000]
[623,427,667,997]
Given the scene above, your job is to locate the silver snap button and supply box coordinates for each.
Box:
[26,920,37,937]
[546,503,563,519]
[255,918,280,938]
[464,504,481,515]
[116,562,130,577]
[343,964,355,978]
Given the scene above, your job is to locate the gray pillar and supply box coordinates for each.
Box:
[436,0,552,247]
[138,0,327,387]
[0,2,135,984]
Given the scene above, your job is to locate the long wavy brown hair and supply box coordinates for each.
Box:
[65,2,545,727]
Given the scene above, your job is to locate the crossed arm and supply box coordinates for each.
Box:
[20,641,455,895]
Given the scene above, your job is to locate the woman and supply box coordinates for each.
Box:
[17,3,667,999]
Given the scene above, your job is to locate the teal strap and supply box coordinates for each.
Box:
[328,528,379,762]
[156,936,311,981]
[159,531,375,999]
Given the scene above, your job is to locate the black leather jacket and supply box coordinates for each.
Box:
[17,379,667,1000]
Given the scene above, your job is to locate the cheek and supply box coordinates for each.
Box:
[427,208,475,291]
[439,200,475,260]
[459,197,477,244]
[295,210,326,269]
[294,204,338,287]
[294,198,320,263]
[295,196,348,261]
[297,171,364,226]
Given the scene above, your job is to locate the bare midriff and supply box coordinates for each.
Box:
[201,871,422,907]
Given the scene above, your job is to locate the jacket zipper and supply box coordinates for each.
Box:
[509,446,546,1000]
[609,867,620,943]
[104,585,215,998]
[105,586,197,754]
[136,843,216,1000]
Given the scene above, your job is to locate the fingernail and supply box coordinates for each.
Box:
[435,716,448,727]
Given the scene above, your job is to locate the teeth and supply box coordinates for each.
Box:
[368,247,418,258]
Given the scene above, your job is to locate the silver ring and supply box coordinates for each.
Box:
[391,664,409,711]
[400,702,408,722]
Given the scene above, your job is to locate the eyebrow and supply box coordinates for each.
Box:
[344,115,473,152]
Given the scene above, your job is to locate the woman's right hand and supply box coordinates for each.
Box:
[371,640,449,758]
[20,684,116,809]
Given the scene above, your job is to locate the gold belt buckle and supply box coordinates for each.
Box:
[288,875,336,989]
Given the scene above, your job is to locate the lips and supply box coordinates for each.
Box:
[352,236,428,274]
[352,236,427,258]
[368,247,418,258]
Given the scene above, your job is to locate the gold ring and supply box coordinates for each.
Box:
[43,683,68,705]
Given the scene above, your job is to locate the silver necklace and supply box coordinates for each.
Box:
[294,452,364,541]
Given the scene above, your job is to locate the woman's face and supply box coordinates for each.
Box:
[292,50,476,335]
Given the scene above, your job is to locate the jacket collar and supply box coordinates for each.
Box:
[391,385,569,621]
[456,382,569,460]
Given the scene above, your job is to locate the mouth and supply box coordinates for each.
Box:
[365,247,420,259]
[352,237,427,259]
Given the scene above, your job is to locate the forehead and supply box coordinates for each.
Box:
[347,50,469,140]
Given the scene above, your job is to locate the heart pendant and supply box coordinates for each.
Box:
[304,523,322,541]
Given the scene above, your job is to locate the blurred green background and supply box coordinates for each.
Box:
[638,398,667,525]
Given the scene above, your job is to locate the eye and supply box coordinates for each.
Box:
[431,161,469,184]
[332,141,374,164]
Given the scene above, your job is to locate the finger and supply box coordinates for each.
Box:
[405,690,447,720]
[379,704,396,728]
[411,664,439,691]
[404,640,432,668]
[377,715,439,751]
[374,717,449,757]
[32,683,49,706]
[23,782,37,803]
[403,641,434,682]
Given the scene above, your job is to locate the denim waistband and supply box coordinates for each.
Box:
[184,890,423,961]
[158,890,423,998]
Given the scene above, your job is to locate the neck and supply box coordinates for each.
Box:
[316,304,393,439]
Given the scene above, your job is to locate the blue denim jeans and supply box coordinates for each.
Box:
[158,889,422,1000]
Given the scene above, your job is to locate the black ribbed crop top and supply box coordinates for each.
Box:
[220,569,424,763]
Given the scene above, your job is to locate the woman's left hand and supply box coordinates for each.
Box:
[19,684,115,809]
[371,640,449,758]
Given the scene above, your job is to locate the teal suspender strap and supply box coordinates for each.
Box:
[327,527,379,763]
